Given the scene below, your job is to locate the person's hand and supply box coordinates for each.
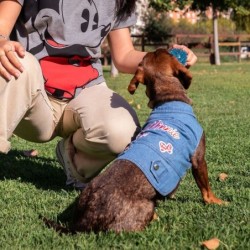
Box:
[172,44,197,68]
[0,39,25,81]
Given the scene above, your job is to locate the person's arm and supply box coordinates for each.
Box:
[0,0,21,38]
[0,0,25,80]
[108,28,147,74]
[108,27,197,74]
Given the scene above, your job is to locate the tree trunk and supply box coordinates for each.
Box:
[213,8,221,65]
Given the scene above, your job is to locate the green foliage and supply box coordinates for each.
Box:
[149,0,192,12]
[217,18,236,34]
[188,0,250,29]
[231,2,250,15]
[148,0,173,11]
[1,62,250,249]
[148,0,250,33]
[143,10,174,43]
[233,13,250,33]
[148,0,249,12]
[171,19,197,34]
[143,7,236,44]
[189,0,250,13]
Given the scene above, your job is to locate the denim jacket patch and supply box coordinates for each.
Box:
[117,101,203,196]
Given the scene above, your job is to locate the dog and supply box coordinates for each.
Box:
[43,48,225,234]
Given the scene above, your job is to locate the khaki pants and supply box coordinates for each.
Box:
[0,52,140,179]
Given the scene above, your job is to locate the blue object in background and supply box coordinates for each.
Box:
[169,48,188,65]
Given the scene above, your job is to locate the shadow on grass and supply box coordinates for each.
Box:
[0,149,66,191]
[57,197,79,226]
[40,197,79,232]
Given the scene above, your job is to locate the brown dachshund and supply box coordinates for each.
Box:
[43,48,225,234]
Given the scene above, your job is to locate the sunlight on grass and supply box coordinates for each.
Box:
[0,62,249,249]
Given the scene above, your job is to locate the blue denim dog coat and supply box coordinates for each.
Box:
[117,101,203,196]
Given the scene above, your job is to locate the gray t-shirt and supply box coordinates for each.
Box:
[14,0,137,99]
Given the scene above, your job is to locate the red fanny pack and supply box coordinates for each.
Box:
[40,56,99,99]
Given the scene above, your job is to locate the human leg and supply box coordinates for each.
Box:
[57,82,141,184]
[0,52,56,153]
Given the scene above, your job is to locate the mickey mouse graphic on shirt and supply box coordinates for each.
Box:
[24,0,112,99]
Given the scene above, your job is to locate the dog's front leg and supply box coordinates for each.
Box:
[191,134,225,205]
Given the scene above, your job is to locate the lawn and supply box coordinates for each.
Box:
[0,62,249,249]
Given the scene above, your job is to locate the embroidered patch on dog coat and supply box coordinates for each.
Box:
[117,101,203,196]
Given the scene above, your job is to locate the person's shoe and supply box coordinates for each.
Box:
[56,138,86,190]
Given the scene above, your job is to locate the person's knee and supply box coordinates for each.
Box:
[19,51,39,69]
[70,120,140,181]
[105,120,140,154]
[18,52,43,81]
[13,52,44,93]
[73,119,140,156]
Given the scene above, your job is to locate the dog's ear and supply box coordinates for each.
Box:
[128,65,144,94]
[174,62,192,89]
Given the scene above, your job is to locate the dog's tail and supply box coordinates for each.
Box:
[40,215,77,235]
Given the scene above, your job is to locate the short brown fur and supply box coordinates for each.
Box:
[43,49,225,234]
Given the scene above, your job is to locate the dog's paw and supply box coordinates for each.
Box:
[153,212,159,221]
[205,197,229,206]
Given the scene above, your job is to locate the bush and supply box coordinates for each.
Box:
[143,9,174,43]
[234,14,250,34]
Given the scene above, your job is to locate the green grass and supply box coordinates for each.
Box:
[1,62,250,249]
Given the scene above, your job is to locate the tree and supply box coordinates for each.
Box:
[143,9,174,43]
[233,9,250,33]
[149,0,190,11]
[188,1,250,65]
[149,0,250,65]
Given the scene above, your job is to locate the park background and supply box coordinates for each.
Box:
[0,1,249,249]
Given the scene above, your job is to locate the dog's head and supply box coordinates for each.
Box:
[128,48,193,108]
